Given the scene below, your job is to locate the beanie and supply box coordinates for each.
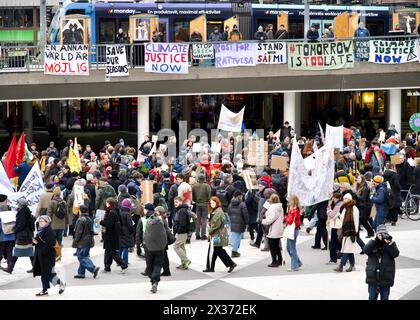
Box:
[118,185,128,194]
[121,198,132,209]
[376,224,388,235]
[144,203,154,211]
[373,175,384,184]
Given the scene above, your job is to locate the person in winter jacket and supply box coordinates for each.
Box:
[245,189,259,241]
[96,179,117,210]
[98,198,128,273]
[14,160,32,190]
[355,175,375,238]
[117,184,131,208]
[383,164,402,225]
[334,193,359,273]
[192,174,212,240]
[310,200,329,250]
[262,194,284,267]
[363,224,399,300]
[254,26,267,41]
[203,197,237,273]
[47,187,66,248]
[108,170,123,193]
[172,197,191,270]
[364,143,386,175]
[209,26,223,42]
[35,182,55,217]
[307,25,319,42]
[326,192,343,264]
[136,203,154,259]
[370,175,388,231]
[73,205,99,279]
[228,191,249,258]
[155,206,172,276]
[285,195,303,271]
[119,199,135,265]
[32,215,66,296]
[0,195,15,274]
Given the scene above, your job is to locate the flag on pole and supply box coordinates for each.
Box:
[68,137,81,173]
[3,134,17,178]
[15,132,26,166]
[0,161,14,193]
[24,143,34,162]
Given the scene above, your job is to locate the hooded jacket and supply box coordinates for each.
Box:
[143,214,168,252]
[192,178,212,207]
[228,199,249,233]
[173,203,190,235]
[371,182,389,216]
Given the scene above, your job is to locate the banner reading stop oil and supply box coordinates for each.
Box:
[287,41,354,70]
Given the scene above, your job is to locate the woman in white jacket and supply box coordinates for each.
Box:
[326,192,343,265]
[262,194,284,267]
[334,193,359,272]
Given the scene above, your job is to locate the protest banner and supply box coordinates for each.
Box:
[248,140,268,166]
[257,42,287,64]
[271,155,288,171]
[391,154,404,165]
[369,40,418,64]
[93,209,105,234]
[145,43,189,74]
[287,41,354,70]
[73,184,85,208]
[354,40,370,61]
[242,170,258,190]
[214,42,256,68]
[193,143,202,153]
[141,180,154,205]
[0,161,14,194]
[44,44,89,75]
[192,43,214,60]
[325,124,344,151]
[217,105,245,133]
[106,45,129,77]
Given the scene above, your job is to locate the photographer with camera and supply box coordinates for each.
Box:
[363,224,399,300]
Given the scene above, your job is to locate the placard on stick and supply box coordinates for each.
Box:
[271,155,288,171]
[141,180,154,205]
[390,154,404,165]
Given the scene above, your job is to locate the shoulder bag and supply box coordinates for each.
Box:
[283,211,296,240]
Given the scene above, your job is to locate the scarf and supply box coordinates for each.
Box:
[342,200,357,242]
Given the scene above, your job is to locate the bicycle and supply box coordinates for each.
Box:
[400,185,420,221]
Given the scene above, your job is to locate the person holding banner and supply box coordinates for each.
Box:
[229,25,242,41]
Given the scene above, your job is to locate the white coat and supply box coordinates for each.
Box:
[262,203,284,239]
[340,205,359,254]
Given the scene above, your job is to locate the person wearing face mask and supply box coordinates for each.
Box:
[32,215,66,296]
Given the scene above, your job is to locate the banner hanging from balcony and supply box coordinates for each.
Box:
[144,43,189,74]
[192,43,214,60]
[368,40,419,64]
[287,41,354,70]
[354,40,370,61]
[257,42,287,64]
[213,42,257,68]
[44,45,89,76]
[106,45,129,77]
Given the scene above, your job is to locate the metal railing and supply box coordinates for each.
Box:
[0,35,419,74]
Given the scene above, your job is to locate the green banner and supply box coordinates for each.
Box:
[287,41,354,70]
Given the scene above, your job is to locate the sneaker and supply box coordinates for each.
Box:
[228,263,237,273]
[260,248,269,252]
[202,269,215,272]
[311,246,321,249]
[326,261,337,265]
[321,246,328,251]
[196,235,201,240]
[287,268,300,272]
[74,274,85,279]
[0,267,12,274]
[346,265,356,272]
[59,282,66,294]
[93,267,100,279]
[185,260,192,268]
[35,290,48,297]
[151,283,158,293]
[201,236,208,240]
[121,266,128,274]
[55,256,61,262]
[141,271,148,276]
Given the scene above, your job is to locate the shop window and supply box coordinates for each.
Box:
[97,99,111,129]
[32,101,47,128]
[68,100,82,130]
[83,99,97,129]
[99,18,116,44]
[174,20,189,42]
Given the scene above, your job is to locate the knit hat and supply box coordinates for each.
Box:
[0,194,7,202]
[376,224,388,235]
[373,175,384,184]
[364,171,373,182]
[53,187,61,197]
[17,198,28,207]
[121,198,132,209]
[118,185,128,194]
[128,185,137,196]
[144,203,154,211]
[198,174,206,182]
[39,215,51,225]
[233,190,243,198]
[343,193,353,201]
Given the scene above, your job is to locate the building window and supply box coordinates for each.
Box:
[0,9,34,28]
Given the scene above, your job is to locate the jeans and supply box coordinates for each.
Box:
[286,229,302,269]
[368,283,391,300]
[340,253,355,266]
[195,206,208,238]
[329,229,341,262]
[76,248,96,276]
[373,209,387,231]
[268,238,282,264]
[120,247,129,265]
[229,232,242,252]
[54,229,64,246]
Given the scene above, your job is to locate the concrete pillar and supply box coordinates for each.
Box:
[137,96,149,150]
[22,101,33,143]
[161,96,171,130]
[120,98,128,130]
[388,89,401,135]
[284,92,301,137]
[182,95,192,132]
[263,94,273,130]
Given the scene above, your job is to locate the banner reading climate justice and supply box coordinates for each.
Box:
[257,42,287,64]
[287,41,354,70]
[44,45,89,75]
[145,43,189,74]
[214,42,256,68]
[368,40,418,64]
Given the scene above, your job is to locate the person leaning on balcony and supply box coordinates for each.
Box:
[275,24,289,40]
[254,26,268,41]
[306,24,319,43]
[354,22,370,38]
[229,25,242,41]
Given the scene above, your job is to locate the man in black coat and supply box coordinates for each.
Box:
[310,200,328,250]
[383,164,403,225]
[307,25,319,42]
[363,224,399,300]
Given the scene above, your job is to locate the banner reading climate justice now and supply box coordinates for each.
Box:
[287,41,354,70]
[144,43,189,74]
[368,40,419,64]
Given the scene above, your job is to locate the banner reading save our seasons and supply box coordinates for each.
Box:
[287,41,354,70]
[106,45,129,77]
[144,43,189,74]
[257,42,287,64]
[44,45,89,75]
[368,40,418,64]
[214,42,256,68]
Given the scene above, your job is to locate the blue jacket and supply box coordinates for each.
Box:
[354,27,370,38]
[0,218,16,242]
[371,182,388,216]
[14,162,32,189]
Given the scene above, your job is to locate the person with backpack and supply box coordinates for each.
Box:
[119,199,135,265]
[203,196,237,273]
[245,188,259,243]
[47,187,66,259]
[192,174,212,240]
[383,164,402,226]
[0,194,15,274]
[98,198,128,273]
[73,205,100,279]
[370,175,389,231]
[155,206,172,277]
[227,191,249,258]
[172,197,192,270]
[32,215,66,296]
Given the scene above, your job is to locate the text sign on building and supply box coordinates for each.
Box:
[257,42,287,64]
[287,41,354,70]
[192,43,214,60]
[368,40,419,64]
[144,43,189,74]
[106,45,129,77]
[213,42,257,68]
[44,45,89,75]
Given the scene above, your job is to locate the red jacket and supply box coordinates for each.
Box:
[285,207,301,229]
[364,147,386,164]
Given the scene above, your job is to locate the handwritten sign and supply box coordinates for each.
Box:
[354,40,369,61]
[287,41,354,70]
[106,45,129,77]
[44,44,89,75]
[257,42,286,64]
[214,42,256,68]
[369,40,418,64]
[145,43,189,74]
[192,43,214,59]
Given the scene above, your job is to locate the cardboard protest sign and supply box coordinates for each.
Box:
[271,155,288,171]
[106,45,129,77]
[152,135,158,143]
[354,40,370,61]
[325,125,344,151]
[242,170,258,190]
[369,40,418,64]
[192,143,201,153]
[44,45,89,75]
[257,42,287,64]
[287,41,354,70]
[192,43,214,60]
[0,211,16,223]
[391,154,404,165]
[217,105,245,133]
[247,140,268,166]
[141,180,154,205]
[379,131,386,143]
[145,43,189,74]
[73,185,85,208]
[214,42,256,68]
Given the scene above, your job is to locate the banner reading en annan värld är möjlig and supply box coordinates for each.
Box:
[287,41,354,70]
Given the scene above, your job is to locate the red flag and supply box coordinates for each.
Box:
[3,134,18,178]
[15,132,26,166]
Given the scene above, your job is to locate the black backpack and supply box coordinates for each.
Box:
[55,200,67,219]
[385,187,395,209]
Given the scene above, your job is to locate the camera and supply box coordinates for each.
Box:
[382,233,392,242]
